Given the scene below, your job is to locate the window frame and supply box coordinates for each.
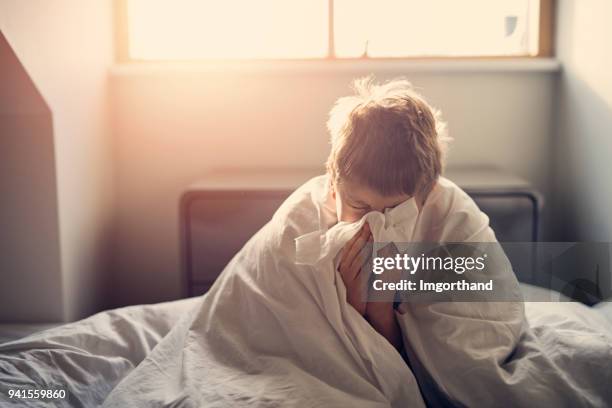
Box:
[114,0,554,63]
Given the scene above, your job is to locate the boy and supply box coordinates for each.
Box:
[324,77,489,349]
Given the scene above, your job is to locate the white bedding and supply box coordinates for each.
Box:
[99,176,609,407]
[0,324,62,345]
[0,294,611,406]
[103,176,429,407]
[1,176,611,406]
[0,297,199,407]
[595,301,612,326]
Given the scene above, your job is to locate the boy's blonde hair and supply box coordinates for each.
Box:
[326,77,450,197]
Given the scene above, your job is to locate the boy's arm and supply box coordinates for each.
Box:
[366,302,403,351]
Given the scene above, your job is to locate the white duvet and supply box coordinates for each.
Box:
[105,175,429,407]
[1,175,612,407]
[102,175,612,407]
[0,298,197,407]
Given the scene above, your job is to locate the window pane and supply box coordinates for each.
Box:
[334,0,538,57]
[127,0,328,60]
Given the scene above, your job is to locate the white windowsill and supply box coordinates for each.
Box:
[110,58,560,76]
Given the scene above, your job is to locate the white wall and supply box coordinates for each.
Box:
[111,63,557,306]
[0,0,115,321]
[0,1,564,311]
[553,0,612,241]
[0,0,606,314]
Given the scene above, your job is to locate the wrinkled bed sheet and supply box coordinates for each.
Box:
[0,297,199,407]
[101,176,612,407]
[0,297,611,406]
[0,176,611,407]
[103,176,429,407]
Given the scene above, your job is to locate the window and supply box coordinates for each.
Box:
[116,0,553,61]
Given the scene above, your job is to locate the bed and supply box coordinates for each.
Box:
[0,298,200,406]
[1,288,610,406]
[1,168,611,406]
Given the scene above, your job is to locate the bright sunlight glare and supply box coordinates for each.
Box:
[334,0,536,57]
[127,0,328,60]
[127,0,539,60]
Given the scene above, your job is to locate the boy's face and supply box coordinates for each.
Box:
[332,178,411,223]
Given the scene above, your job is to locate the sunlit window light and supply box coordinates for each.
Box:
[127,0,329,60]
[334,0,538,57]
[126,0,540,60]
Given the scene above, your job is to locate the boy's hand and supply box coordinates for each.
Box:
[365,243,403,350]
[337,223,372,316]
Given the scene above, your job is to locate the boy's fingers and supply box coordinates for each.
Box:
[345,228,371,265]
[378,243,398,260]
[338,223,368,265]
[344,235,372,281]
[338,232,356,262]
[348,247,372,280]
[349,232,372,269]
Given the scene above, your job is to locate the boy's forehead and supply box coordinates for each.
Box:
[338,179,410,207]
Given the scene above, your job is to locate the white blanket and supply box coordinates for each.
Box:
[103,176,427,407]
[101,175,612,407]
[4,174,605,407]
[0,298,198,407]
